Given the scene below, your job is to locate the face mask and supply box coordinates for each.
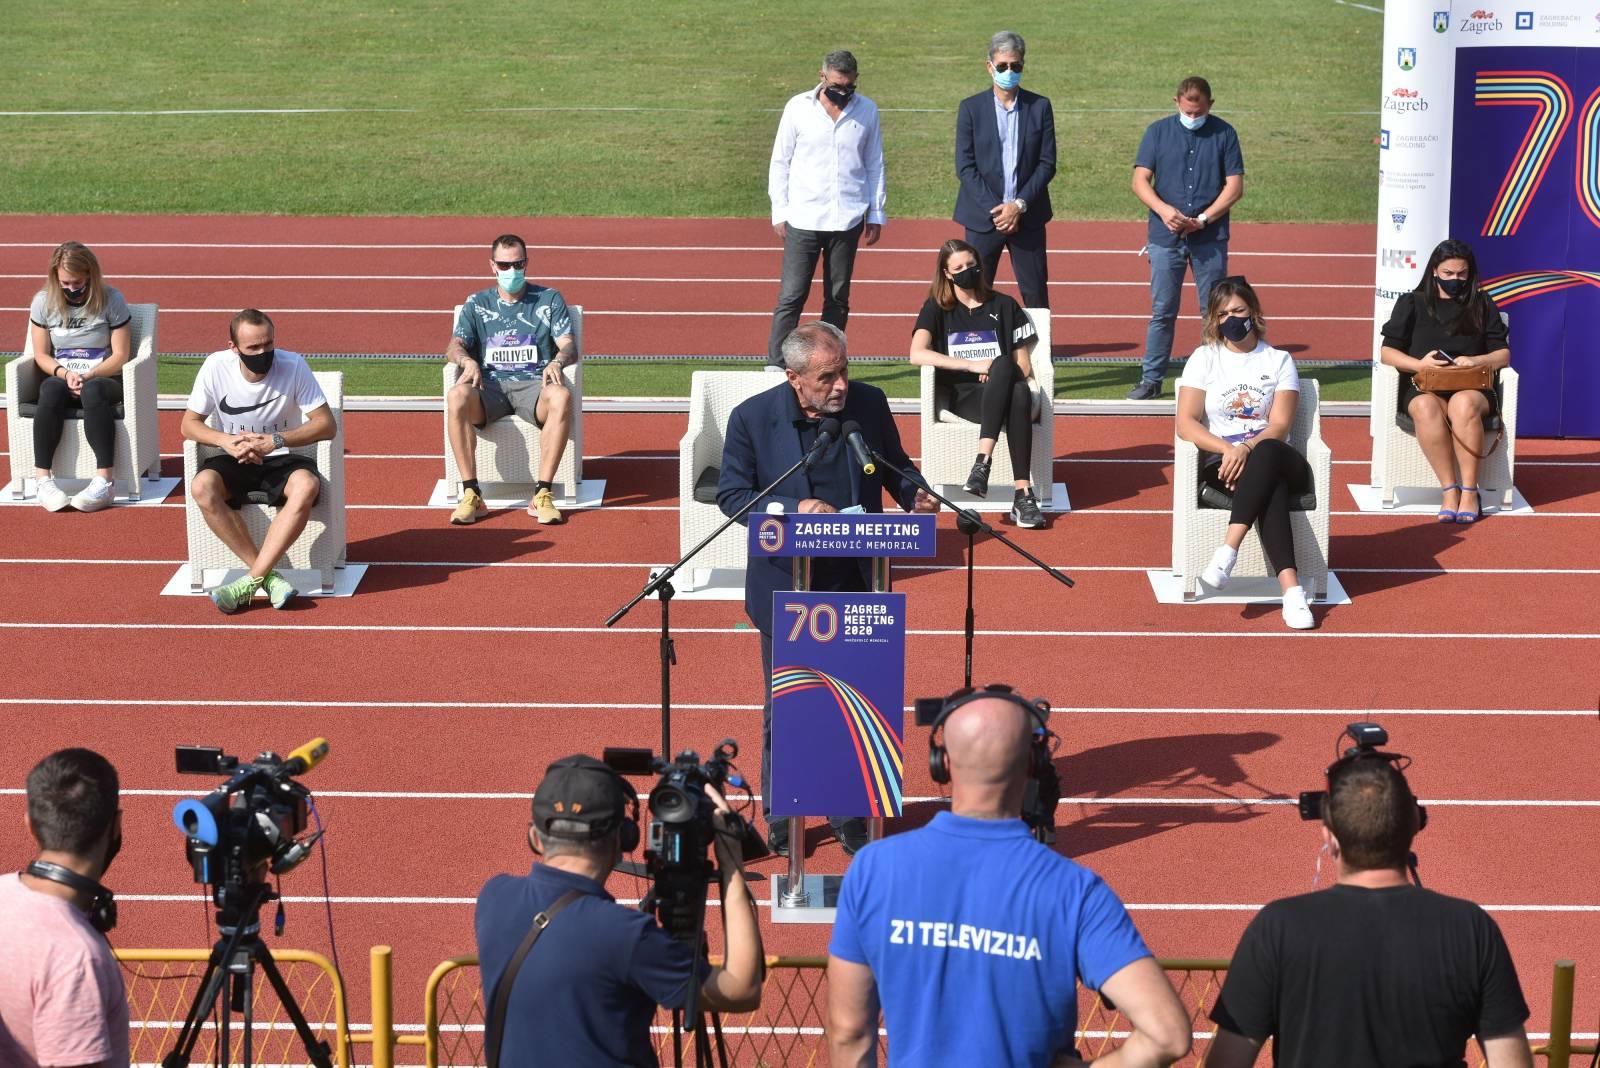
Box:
[991,69,1021,92]
[1436,275,1469,298]
[497,267,525,292]
[1220,314,1253,343]
[823,85,854,107]
[241,347,275,375]
[951,265,982,290]
[62,284,89,304]
[1178,111,1206,131]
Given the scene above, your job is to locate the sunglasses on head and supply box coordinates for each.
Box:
[992,61,1023,73]
[494,258,527,271]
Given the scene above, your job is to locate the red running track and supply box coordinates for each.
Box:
[1,215,1375,360]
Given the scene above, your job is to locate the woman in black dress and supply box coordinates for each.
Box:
[909,239,1043,528]
[1379,238,1511,523]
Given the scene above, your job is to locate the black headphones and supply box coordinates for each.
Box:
[928,684,1054,785]
[1324,750,1428,833]
[25,861,117,933]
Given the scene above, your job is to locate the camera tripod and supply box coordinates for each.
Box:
[640,875,731,1068]
[162,882,333,1068]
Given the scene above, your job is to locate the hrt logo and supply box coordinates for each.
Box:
[1383,87,1430,113]
[1391,207,1409,232]
[1379,128,1391,149]
[1433,10,1450,32]
[1514,11,1533,29]
[1381,248,1417,270]
[1397,47,1417,71]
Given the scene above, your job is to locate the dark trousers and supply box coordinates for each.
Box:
[767,222,864,365]
[759,630,854,833]
[33,376,123,470]
[966,224,1050,309]
[950,352,1033,477]
[1200,437,1312,576]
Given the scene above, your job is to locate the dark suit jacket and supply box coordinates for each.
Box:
[954,88,1057,233]
[717,380,925,635]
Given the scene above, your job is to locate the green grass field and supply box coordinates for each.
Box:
[0,1,1382,223]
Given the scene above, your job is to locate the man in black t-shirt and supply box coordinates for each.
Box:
[1207,757,1531,1068]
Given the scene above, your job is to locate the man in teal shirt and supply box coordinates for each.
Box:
[445,233,578,525]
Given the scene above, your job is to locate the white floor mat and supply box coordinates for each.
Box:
[1346,483,1532,515]
[160,564,368,598]
[1146,569,1351,606]
[426,479,606,510]
[1,476,179,508]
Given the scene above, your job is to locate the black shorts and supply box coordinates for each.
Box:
[199,453,319,509]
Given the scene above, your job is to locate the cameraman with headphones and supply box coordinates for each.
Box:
[0,748,128,1068]
[827,687,1192,1067]
[474,754,764,1067]
[1207,751,1532,1067]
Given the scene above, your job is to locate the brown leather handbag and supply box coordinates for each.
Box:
[1411,364,1503,458]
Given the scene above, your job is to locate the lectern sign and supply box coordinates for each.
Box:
[750,513,937,558]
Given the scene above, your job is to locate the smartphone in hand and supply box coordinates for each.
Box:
[1429,350,1456,364]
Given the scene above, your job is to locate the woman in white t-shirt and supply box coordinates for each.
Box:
[27,242,133,513]
[1175,278,1315,629]
[909,239,1044,528]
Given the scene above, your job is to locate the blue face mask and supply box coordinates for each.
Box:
[992,69,1021,91]
[1178,111,1207,131]
[497,267,525,292]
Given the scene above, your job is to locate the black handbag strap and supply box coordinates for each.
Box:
[485,889,583,1068]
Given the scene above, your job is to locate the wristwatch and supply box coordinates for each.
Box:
[1196,212,1210,226]
[271,432,286,451]
[1014,198,1028,214]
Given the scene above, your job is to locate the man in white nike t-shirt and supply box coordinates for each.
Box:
[180,309,336,614]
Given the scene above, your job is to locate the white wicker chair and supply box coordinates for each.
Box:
[7,303,161,500]
[1172,378,1331,601]
[1370,363,1518,510]
[678,371,783,571]
[442,305,584,502]
[184,372,346,593]
[918,307,1054,505]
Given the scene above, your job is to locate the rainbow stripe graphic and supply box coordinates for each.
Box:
[771,666,903,817]
[1482,270,1600,307]
[1475,72,1573,237]
[1579,86,1600,229]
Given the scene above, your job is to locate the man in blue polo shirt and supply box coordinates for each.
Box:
[474,754,763,1067]
[827,688,1191,1067]
[1128,76,1245,400]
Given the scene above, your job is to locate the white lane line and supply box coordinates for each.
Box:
[0,698,1589,716]
[1333,0,1385,12]
[1,621,1596,639]
[45,503,1599,516]
[0,306,1373,322]
[0,242,1371,258]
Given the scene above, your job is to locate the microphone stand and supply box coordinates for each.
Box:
[866,445,1074,688]
[605,429,839,757]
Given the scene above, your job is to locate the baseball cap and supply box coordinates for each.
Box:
[532,754,633,840]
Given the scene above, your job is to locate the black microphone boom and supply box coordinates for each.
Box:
[840,420,876,475]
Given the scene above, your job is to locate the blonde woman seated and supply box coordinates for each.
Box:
[1175,277,1313,630]
[909,239,1043,528]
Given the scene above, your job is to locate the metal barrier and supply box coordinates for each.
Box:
[116,948,350,1068]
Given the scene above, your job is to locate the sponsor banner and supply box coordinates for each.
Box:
[749,513,938,558]
[770,592,905,818]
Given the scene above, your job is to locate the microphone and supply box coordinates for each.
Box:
[841,421,876,475]
[282,738,329,776]
[803,417,841,470]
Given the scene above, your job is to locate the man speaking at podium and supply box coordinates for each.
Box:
[719,322,937,857]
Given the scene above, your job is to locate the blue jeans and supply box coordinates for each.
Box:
[1140,239,1229,384]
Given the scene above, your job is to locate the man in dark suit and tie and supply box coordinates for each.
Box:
[718,322,937,857]
[954,30,1057,309]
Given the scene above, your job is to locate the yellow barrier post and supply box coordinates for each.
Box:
[370,946,396,1068]
[1543,960,1576,1068]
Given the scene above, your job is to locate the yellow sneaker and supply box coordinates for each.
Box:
[450,487,487,525]
[529,488,562,524]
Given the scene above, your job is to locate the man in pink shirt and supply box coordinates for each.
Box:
[0,748,128,1068]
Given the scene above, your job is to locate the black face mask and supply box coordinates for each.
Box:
[1220,314,1254,343]
[951,265,982,290]
[241,347,276,375]
[823,85,855,107]
[1435,275,1469,299]
[62,284,89,305]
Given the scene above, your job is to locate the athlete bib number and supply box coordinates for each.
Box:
[484,346,542,374]
[55,347,108,374]
[947,330,1000,363]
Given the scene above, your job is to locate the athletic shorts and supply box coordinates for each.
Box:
[199,453,319,509]
[478,376,545,428]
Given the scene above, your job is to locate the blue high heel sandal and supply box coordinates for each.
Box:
[1436,483,1460,523]
[1455,485,1482,524]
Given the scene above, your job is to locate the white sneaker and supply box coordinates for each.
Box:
[69,476,115,513]
[1282,585,1315,630]
[36,478,70,512]
[1201,545,1238,590]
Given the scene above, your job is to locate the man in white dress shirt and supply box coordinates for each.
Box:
[765,50,887,368]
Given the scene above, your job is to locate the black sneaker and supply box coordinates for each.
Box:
[1126,379,1162,400]
[765,821,790,858]
[834,818,871,856]
[1011,489,1045,528]
[963,457,992,497]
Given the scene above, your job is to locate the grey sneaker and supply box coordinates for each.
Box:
[1126,379,1163,400]
[69,476,114,512]
[36,478,70,512]
[261,569,298,609]
[1010,489,1045,528]
[963,457,992,497]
